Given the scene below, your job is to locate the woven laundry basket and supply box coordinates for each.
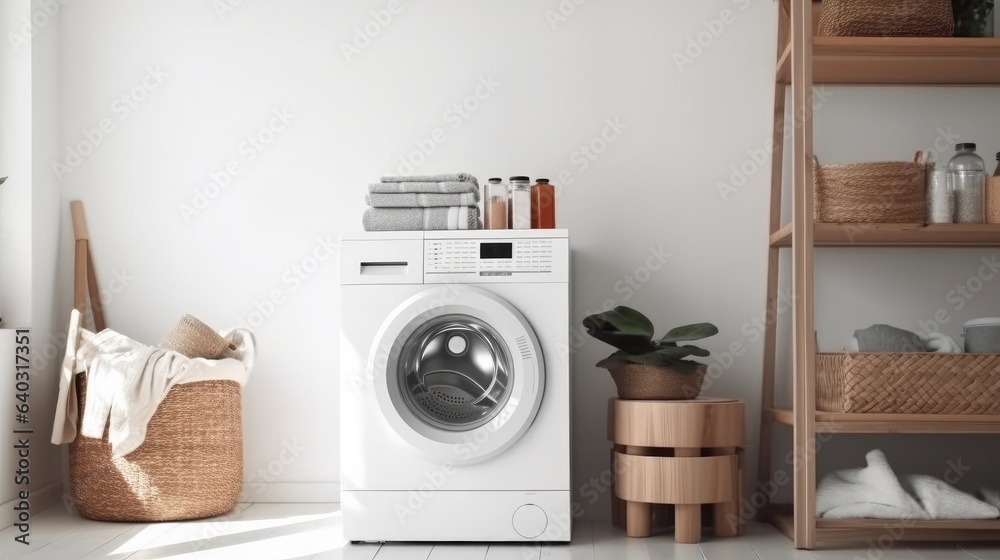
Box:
[816,352,1000,414]
[814,153,928,223]
[66,201,244,522]
[817,0,955,37]
[69,374,244,522]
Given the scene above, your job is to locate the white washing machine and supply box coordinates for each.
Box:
[339,229,570,542]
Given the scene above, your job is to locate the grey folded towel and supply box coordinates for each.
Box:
[362,206,481,231]
[365,192,480,207]
[369,181,479,194]
[855,324,927,353]
[380,173,479,188]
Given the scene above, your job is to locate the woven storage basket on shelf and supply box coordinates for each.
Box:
[813,153,928,223]
[816,353,1000,414]
[817,0,955,37]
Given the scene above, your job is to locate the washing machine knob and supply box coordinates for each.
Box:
[512,504,547,539]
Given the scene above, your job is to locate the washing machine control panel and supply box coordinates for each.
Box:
[424,238,568,283]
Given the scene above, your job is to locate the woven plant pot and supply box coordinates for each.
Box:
[608,363,707,400]
[814,155,927,223]
[69,373,244,522]
[817,0,955,37]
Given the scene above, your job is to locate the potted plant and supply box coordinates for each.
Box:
[953,0,995,36]
[583,306,718,400]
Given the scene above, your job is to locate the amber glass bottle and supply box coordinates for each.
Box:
[530,178,556,229]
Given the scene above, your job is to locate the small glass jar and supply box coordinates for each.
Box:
[483,178,508,229]
[530,178,556,229]
[508,176,531,229]
[948,143,986,224]
[926,164,953,224]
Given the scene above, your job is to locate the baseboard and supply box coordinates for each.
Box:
[240,482,340,503]
[0,481,62,530]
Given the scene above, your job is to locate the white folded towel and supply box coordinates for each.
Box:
[365,192,480,207]
[817,449,929,519]
[907,475,999,519]
[379,172,478,188]
[368,181,479,194]
[362,206,481,231]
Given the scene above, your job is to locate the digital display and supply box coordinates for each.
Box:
[480,242,513,259]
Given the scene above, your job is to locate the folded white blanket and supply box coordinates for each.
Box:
[51,310,255,457]
[362,206,481,231]
[368,181,479,194]
[817,449,999,520]
[817,449,929,519]
[365,192,479,208]
[907,475,999,519]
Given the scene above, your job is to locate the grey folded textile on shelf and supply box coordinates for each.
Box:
[365,191,480,208]
[380,172,479,188]
[362,206,481,231]
[854,324,927,352]
[368,181,480,194]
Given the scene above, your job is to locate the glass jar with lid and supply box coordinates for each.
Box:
[530,178,556,229]
[508,176,531,229]
[483,177,508,229]
[948,143,986,223]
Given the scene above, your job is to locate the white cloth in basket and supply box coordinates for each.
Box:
[51,309,255,457]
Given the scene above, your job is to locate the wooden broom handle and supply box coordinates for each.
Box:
[70,201,107,331]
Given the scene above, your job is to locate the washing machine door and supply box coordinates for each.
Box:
[369,285,544,464]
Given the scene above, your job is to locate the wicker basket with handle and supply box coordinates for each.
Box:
[814,152,928,223]
[816,352,1000,414]
[67,201,244,522]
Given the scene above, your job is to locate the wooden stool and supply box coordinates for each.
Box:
[608,398,745,543]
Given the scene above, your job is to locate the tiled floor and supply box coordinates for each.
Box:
[2,503,1000,559]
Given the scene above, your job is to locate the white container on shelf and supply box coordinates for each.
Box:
[964,318,1000,353]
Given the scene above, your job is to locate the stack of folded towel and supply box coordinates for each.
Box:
[363,173,483,231]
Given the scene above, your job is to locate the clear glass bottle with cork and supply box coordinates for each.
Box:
[530,178,556,229]
[948,143,986,223]
[508,176,531,229]
[483,177,508,229]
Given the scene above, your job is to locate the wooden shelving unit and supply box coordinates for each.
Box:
[758,1,1000,549]
[776,37,1000,84]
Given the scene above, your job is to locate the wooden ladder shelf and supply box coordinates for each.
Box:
[758,1,1000,549]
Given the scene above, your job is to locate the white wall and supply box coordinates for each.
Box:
[41,0,1000,521]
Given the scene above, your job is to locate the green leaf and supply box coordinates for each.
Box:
[595,350,631,369]
[582,306,656,354]
[658,322,718,344]
[0,177,7,186]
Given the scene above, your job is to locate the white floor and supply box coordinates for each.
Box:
[3,503,1000,560]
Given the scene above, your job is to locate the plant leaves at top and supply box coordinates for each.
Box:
[582,306,656,354]
[658,322,718,344]
[0,177,7,186]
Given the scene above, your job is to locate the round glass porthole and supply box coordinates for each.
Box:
[397,314,513,432]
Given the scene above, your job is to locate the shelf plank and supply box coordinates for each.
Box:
[768,408,1000,433]
[776,37,1000,85]
[770,223,1000,247]
[767,508,1000,543]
